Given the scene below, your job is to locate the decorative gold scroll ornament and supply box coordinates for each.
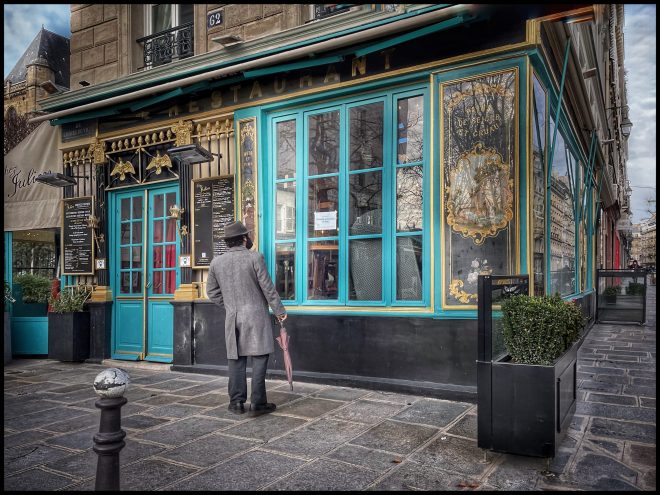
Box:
[89,140,106,165]
[146,151,172,175]
[240,121,255,146]
[448,279,477,304]
[110,158,136,181]
[446,142,513,245]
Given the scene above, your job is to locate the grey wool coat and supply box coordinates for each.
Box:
[206,246,286,360]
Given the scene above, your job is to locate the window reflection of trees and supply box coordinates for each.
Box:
[277,120,296,178]
[350,103,383,170]
[308,111,339,175]
[397,96,424,164]
[396,166,423,231]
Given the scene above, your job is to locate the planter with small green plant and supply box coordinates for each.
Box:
[13,273,51,304]
[478,294,585,458]
[603,285,620,304]
[626,282,646,296]
[47,285,93,362]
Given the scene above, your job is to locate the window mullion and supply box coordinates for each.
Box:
[339,104,348,304]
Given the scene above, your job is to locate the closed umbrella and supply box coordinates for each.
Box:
[275,322,294,391]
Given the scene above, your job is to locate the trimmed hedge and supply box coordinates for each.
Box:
[627,283,646,296]
[501,295,585,365]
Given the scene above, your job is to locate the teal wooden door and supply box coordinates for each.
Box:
[110,184,179,362]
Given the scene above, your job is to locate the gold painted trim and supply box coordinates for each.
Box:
[61,196,95,276]
[190,174,235,270]
[114,351,142,356]
[116,296,143,300]
[429,73,435,311]
[439,67,520,310]
[106,177,178,192]
[90,285,113,302]
[525,6,594,45]
[237,117,259,250]
[174,283,199,301]
[142,189,148,360]
[526,57,533,294]
[146,353,173,357]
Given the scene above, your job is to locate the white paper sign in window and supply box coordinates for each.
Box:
[314,210,337,231]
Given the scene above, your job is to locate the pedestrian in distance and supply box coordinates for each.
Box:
[206,220,287,415]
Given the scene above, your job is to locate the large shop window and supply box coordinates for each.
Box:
[548,117,577,296]
[441,69,517,307]
[270,90,428,307]
[531,74,547,296]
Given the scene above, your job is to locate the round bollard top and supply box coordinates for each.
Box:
[93,368,130,398]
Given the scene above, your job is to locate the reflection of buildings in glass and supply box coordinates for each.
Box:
[532,150,545,294]
[276,185,296,236]
[550,173,575,293]
[396,166,423,231]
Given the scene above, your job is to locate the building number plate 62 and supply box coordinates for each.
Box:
[207,11,223,29]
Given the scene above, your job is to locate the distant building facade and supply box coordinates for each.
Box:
[631,213,656,268]
[4,27,70,117]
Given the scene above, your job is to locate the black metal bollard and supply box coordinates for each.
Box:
[93,368,130,491]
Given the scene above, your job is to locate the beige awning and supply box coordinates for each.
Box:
[4,121,62,231]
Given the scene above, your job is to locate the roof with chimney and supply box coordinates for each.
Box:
[4,27,70,89]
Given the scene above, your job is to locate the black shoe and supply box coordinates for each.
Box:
[228,402,246,415]
[250,402,276,415]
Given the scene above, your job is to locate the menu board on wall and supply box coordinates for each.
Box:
[192,175,235,268]
[61,196,95,275]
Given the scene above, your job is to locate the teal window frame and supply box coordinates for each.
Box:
[266,84,430,308]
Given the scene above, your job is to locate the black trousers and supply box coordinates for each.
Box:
[227,354,269,406]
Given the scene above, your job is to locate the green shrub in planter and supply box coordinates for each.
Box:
[13,273,51,304]
[627,282,646,296]
[603,286,620,297]
[501,295,584,365]
[48,285,93,313]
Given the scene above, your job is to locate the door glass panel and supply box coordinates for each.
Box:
[153,246,163,268]
[132,222,142,244]
[121,247,130,269]
[349,238,382,300]
[121,198,131,220]
[275,243,295,300]
[121,223,130,244]
[276,182,296,240]
[154,194,164,218]
[277,120,296,179]
[308,111,339,175]
[397,236,423,300]
[307,240,338,300]
[132,272,142,294]
[166,270,176,294]
[121,272,130,293]
[154,220,163,243]
[132,196,142,219]
[132,246,142,268]
[397,96,424,164]
[165,245,176,268]
[349,102,383,170]
[153,271,163,294]
[396,166,423,232]
[349,171,382,235]
[166,218,177,242]
[166,193,176,216]
[308,176,339,237]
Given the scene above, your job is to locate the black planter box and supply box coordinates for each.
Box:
[48,312,91,362]
[477,341,578,458]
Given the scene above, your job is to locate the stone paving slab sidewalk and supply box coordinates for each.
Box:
[4,282,655,491]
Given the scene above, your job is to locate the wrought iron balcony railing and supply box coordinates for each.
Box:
[137,22,194,69]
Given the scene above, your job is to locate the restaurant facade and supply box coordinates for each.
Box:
[17,4,632,399]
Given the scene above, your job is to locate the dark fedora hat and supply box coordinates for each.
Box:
[220,220,252,239]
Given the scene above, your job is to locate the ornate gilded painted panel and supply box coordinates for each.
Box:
[442,69,517,307]
[238,118,257,246]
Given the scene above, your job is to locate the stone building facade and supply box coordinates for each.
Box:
[631,213,656,268]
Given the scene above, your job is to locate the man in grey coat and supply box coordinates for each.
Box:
[206,221,287,415]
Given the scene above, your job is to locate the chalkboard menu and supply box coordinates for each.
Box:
[192,175,235,268]
[61,196,95,275]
